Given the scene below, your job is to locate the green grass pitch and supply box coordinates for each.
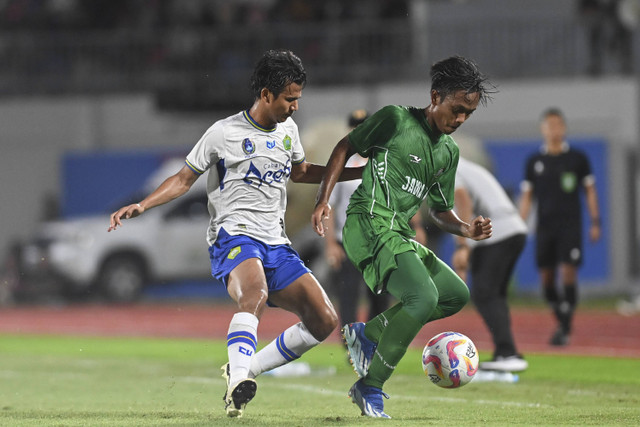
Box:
[0,334,639,426]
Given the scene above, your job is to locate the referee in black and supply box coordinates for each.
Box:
[519,108,601,346]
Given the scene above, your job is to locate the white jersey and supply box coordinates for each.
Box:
[455,157,527,246]
[329,154,367,242]
[185,110,305,246]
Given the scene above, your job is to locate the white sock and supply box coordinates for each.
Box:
[226,312,259,388]
[249,322,320,378]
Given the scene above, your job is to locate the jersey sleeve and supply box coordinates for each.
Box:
[576,150,595,186]
[185,124,223,175]
[347,105,401,156]
[289,120,305,165]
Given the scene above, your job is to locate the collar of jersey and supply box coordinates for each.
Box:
[243,110,276,132]
[541,141,569,154]
[419,108,441,142]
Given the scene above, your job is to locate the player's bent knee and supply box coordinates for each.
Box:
[401,288,438,325]
[441,294,469,319]
[235,288,269,317]
[306,307,338,341]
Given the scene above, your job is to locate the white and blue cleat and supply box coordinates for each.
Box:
[342,322,376,378]
[348,379,391,419]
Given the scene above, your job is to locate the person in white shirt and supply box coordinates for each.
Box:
[108,50,361,417]
[452,157,528,372]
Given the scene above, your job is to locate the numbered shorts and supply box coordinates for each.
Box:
[209,227,311,291]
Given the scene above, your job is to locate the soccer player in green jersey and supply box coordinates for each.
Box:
[311,56,495,418]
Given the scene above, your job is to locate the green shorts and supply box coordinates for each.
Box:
[342,213,434,293]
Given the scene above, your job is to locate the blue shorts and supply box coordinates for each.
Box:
[209,228,311,291]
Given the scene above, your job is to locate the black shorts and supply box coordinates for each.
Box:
[535,223,582,268]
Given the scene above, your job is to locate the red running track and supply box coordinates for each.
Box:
[0,303,638,358]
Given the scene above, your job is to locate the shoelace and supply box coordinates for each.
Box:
[364,386,390,403]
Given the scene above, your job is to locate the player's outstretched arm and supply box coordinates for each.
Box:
[311,136,354,237]
[108,165,199,232]
[427,208,492,241]
[291,137,361,185]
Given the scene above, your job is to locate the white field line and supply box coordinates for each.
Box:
[0,369,553,408]
[175,376,550,409]
[1,368,554,409]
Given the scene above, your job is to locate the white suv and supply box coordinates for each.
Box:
[18,159,212,302]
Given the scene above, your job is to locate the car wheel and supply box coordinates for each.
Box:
[98,255,146,303]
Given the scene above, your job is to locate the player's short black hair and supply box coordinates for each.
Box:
[541,107,566,122]
[430,56,496,106]
[250,49,307,100]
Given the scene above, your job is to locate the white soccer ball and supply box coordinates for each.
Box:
[422,331,479,388]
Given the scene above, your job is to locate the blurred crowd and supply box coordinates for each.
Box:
[0,0,409,30]
[579,0,639,75]
[0,0,412,103]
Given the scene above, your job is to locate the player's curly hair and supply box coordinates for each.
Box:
[430,56,496,106]
[250,49,307,100]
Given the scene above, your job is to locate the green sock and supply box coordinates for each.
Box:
[364,307,422,389]
[364,303,402,343]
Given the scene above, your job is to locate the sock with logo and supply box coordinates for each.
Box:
[227,312,259,388]
[364,307,423,389]
[249,322,320,378]
[363,303,402,343]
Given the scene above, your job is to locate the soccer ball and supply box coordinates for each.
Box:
[422,331,479,388]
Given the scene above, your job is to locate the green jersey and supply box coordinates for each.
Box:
[347,105,459,238]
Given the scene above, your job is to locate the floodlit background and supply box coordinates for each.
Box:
[0,0,639,305]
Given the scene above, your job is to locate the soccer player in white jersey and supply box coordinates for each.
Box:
[108,50,362,417]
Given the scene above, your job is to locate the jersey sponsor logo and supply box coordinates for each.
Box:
[283,135,292,150]
[409,154,422,163]
[242,138,256,155]
[534,160,544,175]
[242,159,292,187]
[401,176,427,198]
[228,246,242,260]
[266,140,276,149]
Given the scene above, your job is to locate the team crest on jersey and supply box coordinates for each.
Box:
[266,140,276,149]
[561,172,577,193]
[242,138,256,155]
[228,246,242,260]
[283,135,292,151]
